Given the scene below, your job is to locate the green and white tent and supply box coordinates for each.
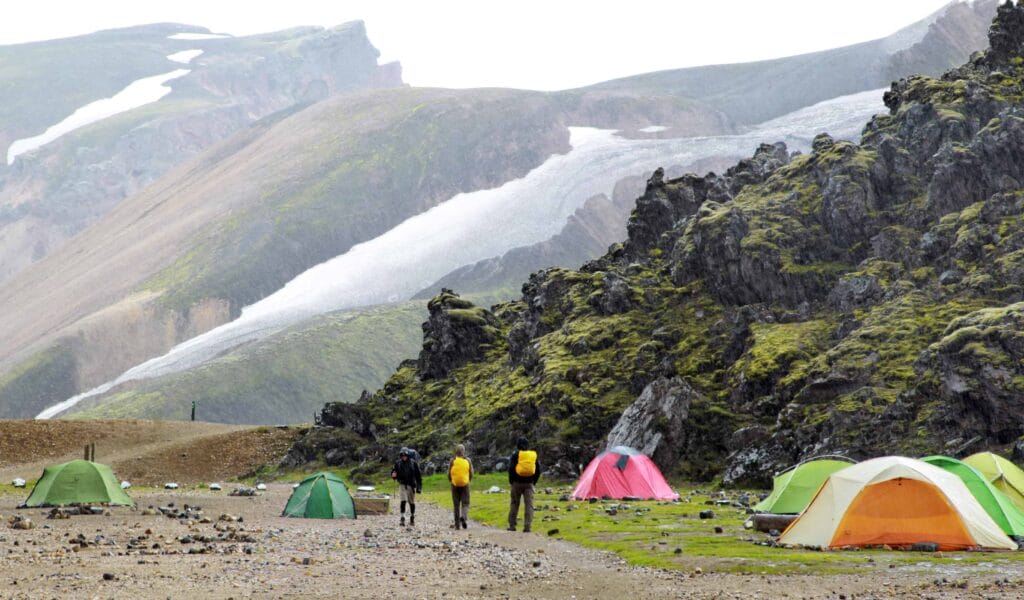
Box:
[24,459,133,507]
[282,472,356,519]
[754,457,854,514]
[922,455,1024,538]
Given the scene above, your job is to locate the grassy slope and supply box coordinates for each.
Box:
[67,303,427,424]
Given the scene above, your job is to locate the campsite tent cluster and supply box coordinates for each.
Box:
[758,452,1024,551]
[19,460,356,520]
[20,448,1024,550]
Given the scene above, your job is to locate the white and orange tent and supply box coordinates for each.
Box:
[779,456,1016,550]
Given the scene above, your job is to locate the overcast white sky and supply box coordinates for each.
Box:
[2,0,959,90]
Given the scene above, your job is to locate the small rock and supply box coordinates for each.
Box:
[698,510,715,520]
[713,526,723,534]
[102,573,116,581]
[547,528,560,536]
[532,560,542,568]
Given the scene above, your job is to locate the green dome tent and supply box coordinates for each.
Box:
[754,457,854,514]
[964,452,1024,511]
[25,459,133,507]
[922,455,1024,538]
[283,472,356,519]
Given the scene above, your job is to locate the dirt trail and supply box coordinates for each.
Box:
[0,420,299,484]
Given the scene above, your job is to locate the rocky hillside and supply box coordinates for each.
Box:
[291,2,1024,484]
[0,4,1002,424]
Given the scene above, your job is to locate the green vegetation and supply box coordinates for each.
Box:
[418,474,1024,575]
[0,344,78,418]
[68,303,426,423]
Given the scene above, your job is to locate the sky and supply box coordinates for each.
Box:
[1,1,960,90]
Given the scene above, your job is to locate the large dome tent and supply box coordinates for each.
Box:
[572,446,678,501]
[24,459,133,507]
[963,452,1024,511]
[922,455,1024,538]
[282,472,356,519]
[754,456,854,514]
[779,456,1015,550]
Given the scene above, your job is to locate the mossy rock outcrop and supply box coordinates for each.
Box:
[292,2,1024,485]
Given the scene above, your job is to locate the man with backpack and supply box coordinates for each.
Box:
[507,436,540,532]
[448,444,473,529]
[391,447,422,526]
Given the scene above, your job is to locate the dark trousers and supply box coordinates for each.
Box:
[508,482,534,530]
[451,485,470,524]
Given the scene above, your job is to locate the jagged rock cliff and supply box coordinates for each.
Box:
[291,2,1024,483]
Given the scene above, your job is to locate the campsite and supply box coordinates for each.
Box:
[3,422,1024,598]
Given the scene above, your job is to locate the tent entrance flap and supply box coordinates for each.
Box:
[831,478,974,550]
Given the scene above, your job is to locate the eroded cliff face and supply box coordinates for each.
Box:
[294,2,1024,484]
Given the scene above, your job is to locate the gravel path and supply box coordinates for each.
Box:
[0,485,1022,599]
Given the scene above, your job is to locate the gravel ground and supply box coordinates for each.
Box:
[0,486,1023,599]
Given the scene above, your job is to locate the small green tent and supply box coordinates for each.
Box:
[25,459,133,507]
[964,452,1024,511]
[922,455,1024,538]
[754,457,853,514]
[282,472,356,519]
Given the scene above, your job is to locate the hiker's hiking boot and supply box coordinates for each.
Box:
[523,527,531,533]
[410,515,415,526]
[399,516,405,527]
[507,526,516,531]
[461,517,468,529]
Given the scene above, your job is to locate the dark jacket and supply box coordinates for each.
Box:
[392,458,423,489]
[508,450,541,485]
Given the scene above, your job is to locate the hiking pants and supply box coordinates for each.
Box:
[508,482,534,530]
[451,485,470,524]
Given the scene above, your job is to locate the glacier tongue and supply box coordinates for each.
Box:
[36,88,887,419]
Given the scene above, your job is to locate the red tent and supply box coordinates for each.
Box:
[572,446,679,500]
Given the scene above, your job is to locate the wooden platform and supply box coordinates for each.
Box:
[353,496,390,515]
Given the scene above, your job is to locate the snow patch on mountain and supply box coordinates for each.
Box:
[6,69,191,165]
[168,33,230,40]
[167,49,204,64]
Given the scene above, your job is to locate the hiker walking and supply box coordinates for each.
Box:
[448,444,473,529]
[507,436,540,532]
[391,447,422,526]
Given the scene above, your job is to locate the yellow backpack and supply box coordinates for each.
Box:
[515,450,537,477]
[450,457,471,487]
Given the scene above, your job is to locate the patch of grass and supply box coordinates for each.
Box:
[419,475,1024,575]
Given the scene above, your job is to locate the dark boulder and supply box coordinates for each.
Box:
[419,289,500,380]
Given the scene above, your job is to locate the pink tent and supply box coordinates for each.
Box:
[572,446,679,500]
